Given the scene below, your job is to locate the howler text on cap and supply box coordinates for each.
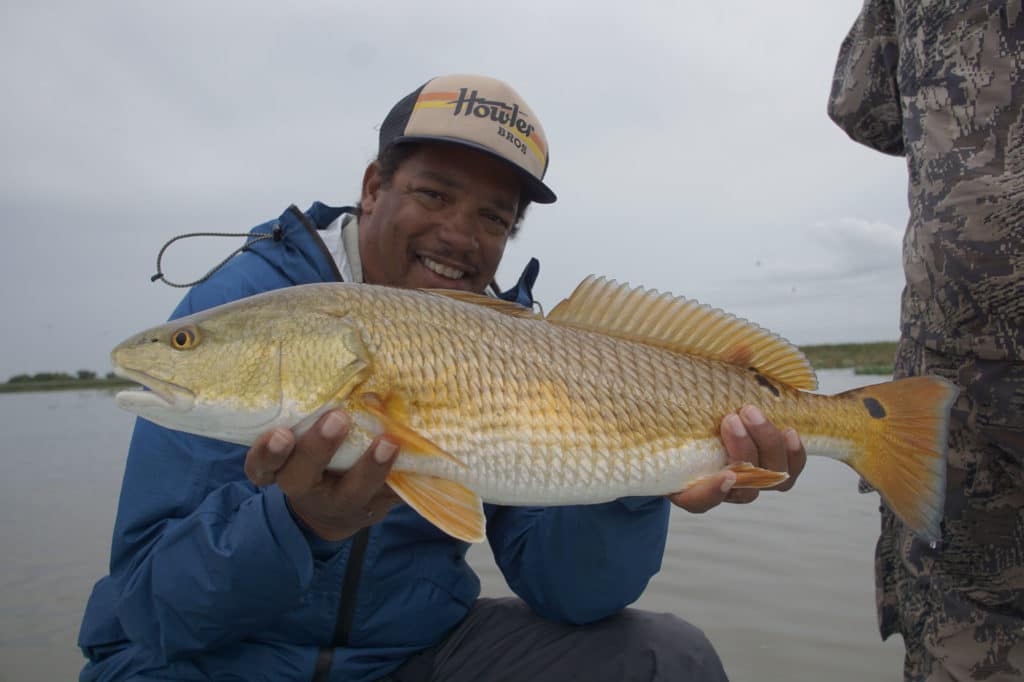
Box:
[379,74,556,204]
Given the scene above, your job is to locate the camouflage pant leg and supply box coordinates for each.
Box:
[874,337,1024,681]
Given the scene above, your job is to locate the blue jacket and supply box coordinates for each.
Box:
[78,203,671,681]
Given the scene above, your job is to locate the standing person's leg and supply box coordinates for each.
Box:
[878,343,1024,681]
[389,597,727,682]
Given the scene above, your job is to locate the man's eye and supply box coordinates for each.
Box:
[482,213,511,235]
[416,188,444,201]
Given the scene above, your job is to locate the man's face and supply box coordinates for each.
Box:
[358,143,521,293]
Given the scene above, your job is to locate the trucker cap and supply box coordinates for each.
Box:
[378,74,556,204]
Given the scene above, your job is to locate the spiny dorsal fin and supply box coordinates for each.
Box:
[423,289,541,319]
[547,276,817,390]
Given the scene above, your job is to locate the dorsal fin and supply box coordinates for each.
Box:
[423,289,542,319]
[547,276,817,390]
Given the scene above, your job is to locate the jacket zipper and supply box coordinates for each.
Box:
[312,528,371,681]
[295,203,368,681]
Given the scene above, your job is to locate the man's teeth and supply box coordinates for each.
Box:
[422,257,465,279]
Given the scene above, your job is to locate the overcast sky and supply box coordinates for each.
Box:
[1,1,911,380]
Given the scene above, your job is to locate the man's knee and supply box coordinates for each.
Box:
[612,610,727,681]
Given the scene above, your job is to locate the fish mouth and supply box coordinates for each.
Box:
[113,366,196,413]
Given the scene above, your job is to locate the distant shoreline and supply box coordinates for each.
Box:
[798,341,897,376]
[2,342,898,395]
[0,378,135,394]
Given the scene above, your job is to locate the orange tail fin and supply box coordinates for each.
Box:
[840,376,958,542]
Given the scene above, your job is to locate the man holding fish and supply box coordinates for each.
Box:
[79,74,815,681]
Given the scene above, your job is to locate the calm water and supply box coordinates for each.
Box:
[0,370,905,681]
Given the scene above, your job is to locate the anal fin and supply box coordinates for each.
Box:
[387,471,485,543]
[727,462,790,489]
[685,462,789,491]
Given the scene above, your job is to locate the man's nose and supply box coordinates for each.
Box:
[437,208,480,251]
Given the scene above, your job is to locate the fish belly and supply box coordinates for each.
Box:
[465,438,729,505]
[366,436,727,506]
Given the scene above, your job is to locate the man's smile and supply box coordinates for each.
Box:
[419,255,471,281]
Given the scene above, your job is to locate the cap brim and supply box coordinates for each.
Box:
[389,135,556,204]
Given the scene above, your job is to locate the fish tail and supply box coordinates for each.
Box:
[839,376,958,542]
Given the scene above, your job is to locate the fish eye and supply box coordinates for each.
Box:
[170,327,200,350]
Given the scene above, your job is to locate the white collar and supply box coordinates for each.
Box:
[318,212,362,283]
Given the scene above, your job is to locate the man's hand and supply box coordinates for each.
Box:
[667,405,806,514]
[244,410,402,541]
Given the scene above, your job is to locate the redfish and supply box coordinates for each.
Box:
[112,277,956,543]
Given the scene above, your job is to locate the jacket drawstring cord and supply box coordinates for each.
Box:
[150,227,283,288]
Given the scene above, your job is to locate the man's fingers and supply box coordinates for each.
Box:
[719,413,761,504]
[244,427,295,486]
[363,487,403,521]
[667,471,737,514]
[774,428,806,492]
[720,414,759,465]
[723,487,760,504]
[275,411,351,495]
[330,438,400,508]
[738,405,788,474]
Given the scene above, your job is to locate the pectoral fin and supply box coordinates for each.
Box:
[357,392,465,468]
[387,471,486,543]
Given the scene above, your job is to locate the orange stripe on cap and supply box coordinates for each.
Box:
[415,90,547,159]
[511,128,545,162]
[414,101,458,110]
[525,129,547,159]
[416,91,459,104]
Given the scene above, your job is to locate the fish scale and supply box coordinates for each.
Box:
[112,277,957,543]
[350,296,808,502]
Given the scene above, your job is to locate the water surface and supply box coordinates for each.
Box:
[0,370,904,681]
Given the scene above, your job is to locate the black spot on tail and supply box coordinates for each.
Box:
[749,369,780,398]
[863,397,886,419]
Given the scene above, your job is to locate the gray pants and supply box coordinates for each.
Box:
[386,598,728,682]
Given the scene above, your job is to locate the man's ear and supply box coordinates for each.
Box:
[360,162,383,215]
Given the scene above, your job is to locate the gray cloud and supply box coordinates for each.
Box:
[1,1,910,379]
